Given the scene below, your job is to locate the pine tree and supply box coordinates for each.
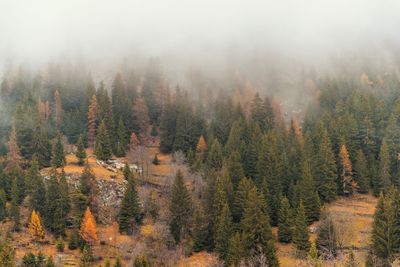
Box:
[344,250,358,267]
[115,118,127,157]
[28,210,45,241]
[76,134,87,165]
[227,232,245,267]
[233,178,254,223]
[371,191,400,264]
[292,201,311,255]
[80,207,98,244]
[241,188,278,267]
[226,150,245,189]
[31,125,52,168]
[95,120,112,161]
[133,97,150,136]
[0,189,6,221]
[354,149,369,194]
[169,170,192,243]
[80,244,92,267]
[338,144,354,195]
[87,95,98,147]
[119,166,142,234]
[214,202,233,261]
[6,125,22,171]
[377,139,391,194]
[314,127,337,202]
[0,239,15,267]
[206,139,223,171]
[97,85,117,151]
[299,161,321,224]
[278,195,292,243]
[316,216,337,259]
[51,133,65,168]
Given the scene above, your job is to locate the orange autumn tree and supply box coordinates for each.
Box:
[6,125,22,171]
[196,135,207,154]
[28,210,45,242]
[129,132,140,149]
[339,144,354,195]
[80,207,98,244]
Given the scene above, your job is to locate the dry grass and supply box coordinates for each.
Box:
[177,252,221,267]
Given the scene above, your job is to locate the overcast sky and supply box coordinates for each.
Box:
[0,0,399,69]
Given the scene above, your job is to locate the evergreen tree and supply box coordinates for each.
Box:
[10,179,20,231]
[94,120,112,161]
[232,178,254,223]
[206,139,223,171]
[227,232,245,267]
[241,188,278,267]
[133,254,151,267]
[0,189,6,221]
[29,159,46,218]
[292,201,311,255]
[354,149,369,194]
[314,127,337,203]
[159,101,177,153]
[0,239,15,267]
[214,202,233,261]
[87,95,98,147]
[51,133,65,168]
[344,250,358,267]
[169,170,192,243]
[31,124,52,167]
[278,195,292,243]
[75,134,86,165]
[299,161,321,224]
[119,166,142,234]
[316,217,337,259]
[115,118,127,157]
[377,139,391,195]
[226,150,245,189]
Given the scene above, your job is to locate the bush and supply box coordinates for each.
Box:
[152,154,160,165]
[68,231,79,250]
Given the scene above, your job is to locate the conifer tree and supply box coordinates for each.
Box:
[31,125,52,167]
[94,120,112,161]
[344,250,358,267]
[97,85,116,151]
[75,134,86,165]
[0,189,6,221]
[119,166,142,234]
[214,202,233,261]
[292,201,311,255]
[196,135,207,154]
[206,139,223,170]
[226,150,245,189]
[87,95,98,147]
[133,254,151,267]
[354,149,369,194]
[28,210,45,241]
[233,178,254,223]
[115,118,127,157]
[0,239,15,267]
[51,133,65,167]
[371,191,400,264]
[278,195,292,243]
[169,170,192,243]
[80,207,98,244]
[6,125,22,171]
[338,144,353,195]
[10,179,20,231]
[192,206,208,252]
[53,89,63,127]
[241,188,278,267]
[299,161,321,224]
[227,232,245,267]
[133,97,150,135]
[314,127,337,202]
[29,159,46,217]
[316,216,337,259]
[377,139,391,194]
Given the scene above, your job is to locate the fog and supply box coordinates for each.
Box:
[1,0,400,87]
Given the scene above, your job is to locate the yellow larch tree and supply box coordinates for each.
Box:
[196,135,207,154]
[79,207,98,244]
[339,144,354,195]
[28,210,45,241]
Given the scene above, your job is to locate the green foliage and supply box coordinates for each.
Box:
[0,189,6,221]
[75,134,87,165]
[0,239,15,267]
[133,254,151,267]
[152,154,160,165]
[56,236,65,252]
[51,133,65,167]
[299,161,321,224]
[278,195,292,243]
[227,232,245,267]
[94,120,112,161]
[80,244,92,267]
[115,118,127,157]
[214,203,233,261]
[169,170,192,243]
[10,179,20,231]
[206,139,223,171]
[68,231,80,250]
[354,149,369,194]
[292,201,311,255]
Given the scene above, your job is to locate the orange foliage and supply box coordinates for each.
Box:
[196,135,207,153]
[339,144,354,194]
[6,125,22,171]
[291,118,303,147]
[129,132,140,148]
[79,207,99,244]
[28,210,45,241]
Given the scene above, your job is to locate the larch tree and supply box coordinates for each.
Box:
[87,95,98,147]
[6,125,22,171]
[75,134,87,165]
[28,210,45,242]
[133,97,150,136]
[196,135,207,154]
[129,132,140,149]
[338,144,354,195]
[169,170,192,243]
[79,207,99,244]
